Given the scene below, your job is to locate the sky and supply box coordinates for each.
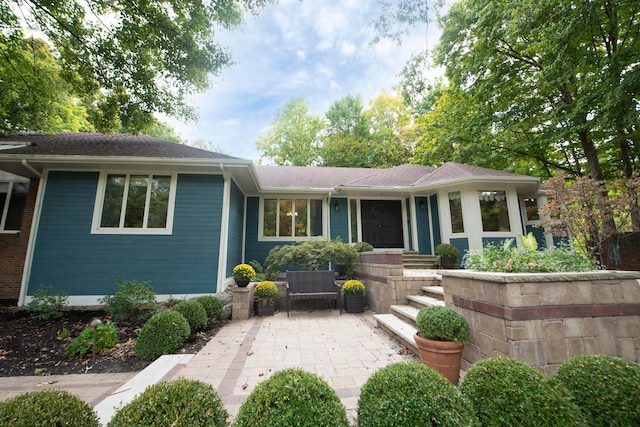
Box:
[165,0,446,162]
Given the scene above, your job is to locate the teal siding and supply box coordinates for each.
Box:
[482,237,509,248]
[29,172,224,296]
[416,197,432,254]
[450,237,469,265]
[525,224,547,249]
[430,195,442,248]
[330,198,348,241]
[225,179,245,276]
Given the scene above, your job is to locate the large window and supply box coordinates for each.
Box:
[523,198,539,221]
[479,190,511,232]
[262,198,323,238]
[1,181,29,232]
[93,173,176,234]
[448,192,464,233]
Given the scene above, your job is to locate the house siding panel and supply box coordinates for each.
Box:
[416,196,432,254]
[430,195,441,248]
[330,198,349,241]
[225,179,245,277]
[28,172,223,297]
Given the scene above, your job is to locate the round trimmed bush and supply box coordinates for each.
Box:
[415,305,470,343]
[172,300,207,332]
[357,362,477,426]
[195,295,223,326]
[459,357,584,426]
[554,354,640,426]
[108,378,228,427]
[134,311,190,360]
[254,280,278,298]
[0,389,100,427]
[234,368,349,427]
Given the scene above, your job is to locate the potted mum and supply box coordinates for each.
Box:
[435,243,459,269]
[414,305,470,385]
[253,280,278,316]
[233,263,256,287]
[342,280,365,313]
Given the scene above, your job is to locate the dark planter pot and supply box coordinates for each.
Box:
[414,333,464,385]
[254,298,276,316]
[440,256,457,269]
[235,278,250,288]
[344,294,364,313]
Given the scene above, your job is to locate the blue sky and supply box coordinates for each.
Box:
[165,0,446,162]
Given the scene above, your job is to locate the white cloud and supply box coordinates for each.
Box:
[340,40,357,57]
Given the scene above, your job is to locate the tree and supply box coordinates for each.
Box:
[256,98,324,166]
[1,0,270,133]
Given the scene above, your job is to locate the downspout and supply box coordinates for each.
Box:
[22,159,42,178]
[18,169,46,306]
[217,164,232,293]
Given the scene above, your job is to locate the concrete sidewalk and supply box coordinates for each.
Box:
[0,310,417,424]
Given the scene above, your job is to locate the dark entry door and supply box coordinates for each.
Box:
[361,200,404,248]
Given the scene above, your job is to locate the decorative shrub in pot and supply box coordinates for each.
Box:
[342,279,365,313]
[435,243,460,269]
[414,305,470,385]
[253,280,278,316]
[233,263,256,287]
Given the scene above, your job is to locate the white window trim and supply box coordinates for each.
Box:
[258,197,326,241]
[91,172,177,235]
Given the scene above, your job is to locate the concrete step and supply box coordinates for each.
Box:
[422,286,444,300]
[407,294,445,309]
[391,304,419,324]
[374,313,418,356]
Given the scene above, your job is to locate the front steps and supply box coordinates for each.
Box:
[403,251,437,269]
[374,285,445,356]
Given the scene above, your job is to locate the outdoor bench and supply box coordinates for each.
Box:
[285,270,341,317]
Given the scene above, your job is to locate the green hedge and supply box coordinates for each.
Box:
[0,390,100,427]
[172,300,208,332]
[134,310,190,360]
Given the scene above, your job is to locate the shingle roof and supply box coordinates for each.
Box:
[0,132,239,160]
[254,165,374,189]
[415,162,532,186]
[341,164,436,187]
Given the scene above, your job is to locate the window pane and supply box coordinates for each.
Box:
[349,200,357,242]
[279,199,292,237]
[124,175,148,228]
[263,199,277,236]
[294,199,308,237]
[310,199,323,237]
[100,175,125,227]
[448,192,464,233]
[5,182,29,230]
[524,198,539,221]
[479,191,511,232]
[147,176,170,228]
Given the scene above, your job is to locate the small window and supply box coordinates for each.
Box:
[448,192,464,233]
[524,198,539,221]
[93,173,176,234]
[479,190,511,232]
[0,181,29,232]
[261,198,323,239]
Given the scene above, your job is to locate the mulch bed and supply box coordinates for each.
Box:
[0,307,223,377]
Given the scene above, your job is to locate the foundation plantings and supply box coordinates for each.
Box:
[253,280,278,316]
[134,310,190,360]
[233,263,256,287]
[342,279,365,313]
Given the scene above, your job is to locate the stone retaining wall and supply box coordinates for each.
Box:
[441,270,640,375]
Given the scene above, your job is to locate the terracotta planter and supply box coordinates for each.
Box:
[254,298,275,316]
[344,294,364,313]
[235,278,250,287]
[414,333,464,385]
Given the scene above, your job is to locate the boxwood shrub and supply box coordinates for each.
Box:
[134,311,190,360]
[195,295,223,326]
[554,354,640,427]
[108,378,227,427]
[99,279,159,323]
[234,368,350,427]
[172,300,207,332]
[357,362,477,426]
[459,357,585,426]
[0,389,100,427]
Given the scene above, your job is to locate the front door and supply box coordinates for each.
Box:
[360,200,404,248]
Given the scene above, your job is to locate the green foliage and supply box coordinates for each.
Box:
[65,322,119,358]
[342,280,365,296]
[462,238,596,273]
[254,280,278,298]
[459,357,585,427]
[172,300,208,333]
[357,362,477,427]
[234,368,350,427]
[554,355,640,427]
[435,243,460,257]
[353,242,374,252]
[27,285,68,320]
[264,238,357,278]
[108,378,228,427]
[415,305,470,343]
[233,263,256,280]
[195,295,223,326]
[134,311,190,361]
[99,279,158,323]
[0,389,100,427]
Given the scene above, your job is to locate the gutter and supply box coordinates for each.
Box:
[21,159,42,178]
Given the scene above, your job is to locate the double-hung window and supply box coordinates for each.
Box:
[93,173,176,234]
[1,181,29,232]
[261,198,323,239]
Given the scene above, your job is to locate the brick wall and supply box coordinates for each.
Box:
[442,270,640,375]
[602,233,640,271]
[0,178,39,302]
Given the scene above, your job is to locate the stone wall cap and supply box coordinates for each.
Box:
[440,270,640,283]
